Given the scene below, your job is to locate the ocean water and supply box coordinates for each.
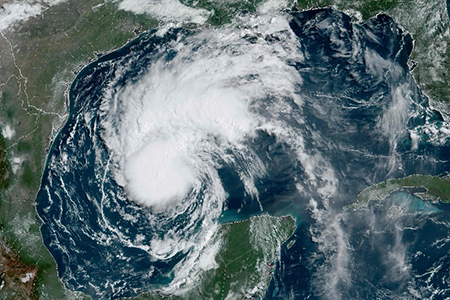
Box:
[448,0,450,20]
[36,8,450,299]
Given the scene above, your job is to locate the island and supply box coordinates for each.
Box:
[350,175,450,210]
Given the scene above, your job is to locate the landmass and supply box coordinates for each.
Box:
[0,0,448,298]
[133,214,296,300]
[0,237,38,299]
[349,174,450,209]
[0,0,158,298]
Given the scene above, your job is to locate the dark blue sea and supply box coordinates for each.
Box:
[36,8,450,299]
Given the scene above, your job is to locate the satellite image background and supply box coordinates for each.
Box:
[0,0,450,299]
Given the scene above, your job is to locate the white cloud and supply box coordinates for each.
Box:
[0,0,67,32]
[0,2,43,31]
[117,0,210,24]
[100,14,304,208]
[1,124,15,139]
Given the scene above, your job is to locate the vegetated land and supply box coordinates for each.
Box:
[201,215,296,299]
[0,0,448,298]
[133,215,296,300]
[0,136,9,190]
[354,175,450,208]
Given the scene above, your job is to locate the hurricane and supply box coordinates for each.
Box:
[36,7,450,299]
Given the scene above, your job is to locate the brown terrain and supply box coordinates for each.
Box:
[0,238,38,299]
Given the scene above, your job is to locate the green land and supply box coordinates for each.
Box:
[0,0,448,298]
[351,175,450,209]
[199,215,295,300]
